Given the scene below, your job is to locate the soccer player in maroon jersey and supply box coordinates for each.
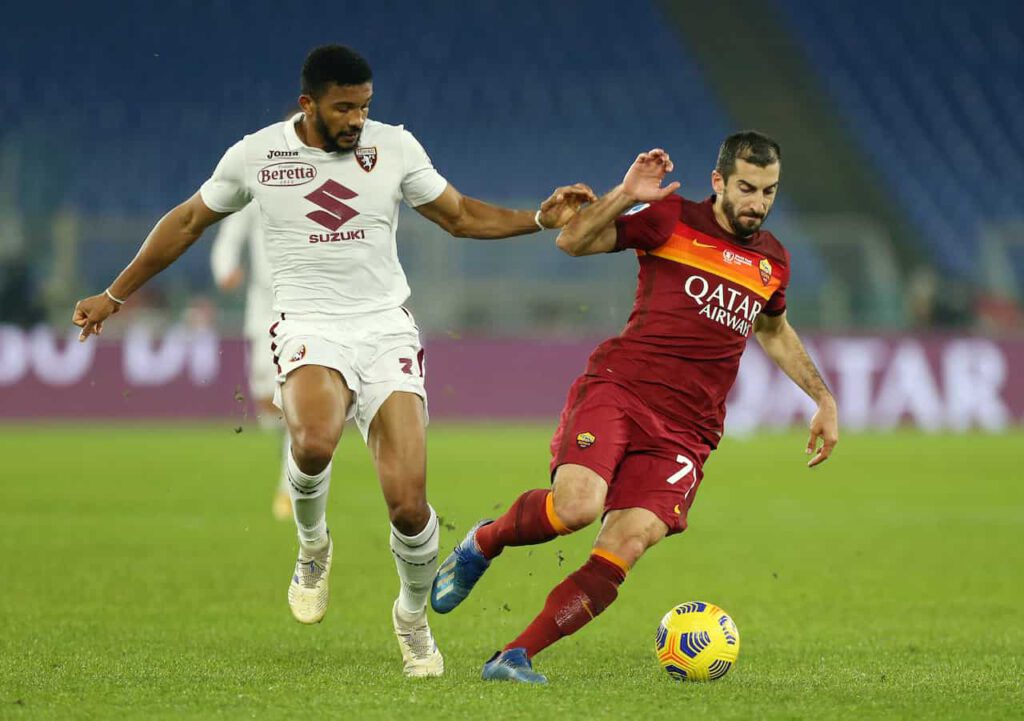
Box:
[430,132,839,683]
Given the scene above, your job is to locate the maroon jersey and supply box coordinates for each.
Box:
[583,195,790,444]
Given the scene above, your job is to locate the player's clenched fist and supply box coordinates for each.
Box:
[72,292,121,342]
[623,148,682,202]
[538,183,597,229]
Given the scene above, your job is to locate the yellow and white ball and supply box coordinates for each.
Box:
[655,601,740,682]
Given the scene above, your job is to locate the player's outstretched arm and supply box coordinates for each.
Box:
[556,149,681,257]
[414,183,596,239]
[753,312,839,468]
[72,193,229,342]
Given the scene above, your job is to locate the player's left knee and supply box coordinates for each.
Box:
[602,523,663,567]
[386,494,430,535]
[554,498,602,531]
[605,535,648,568]
[552,474,606,531]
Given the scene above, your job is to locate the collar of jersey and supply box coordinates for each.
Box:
[284,112,328,155]
[284,113,310,152]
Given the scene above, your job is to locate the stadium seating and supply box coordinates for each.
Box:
[774,0,1024,278]
[2,1,730,212]
[2,1,754,297]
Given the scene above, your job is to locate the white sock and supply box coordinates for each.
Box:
[390,506,440,617]
[286,447,331,546]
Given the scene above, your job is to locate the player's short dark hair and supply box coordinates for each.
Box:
[301,45,373,98]
[716,131,782,180]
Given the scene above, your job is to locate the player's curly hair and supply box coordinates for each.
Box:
[716,131,781,180]
[301,45,373,98]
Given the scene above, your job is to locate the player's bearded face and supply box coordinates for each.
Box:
[719,160,780,238]
[312,107,361,153]
[721,193,767,237]
[306,82,372,153]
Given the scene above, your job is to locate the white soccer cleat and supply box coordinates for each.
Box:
[288,536,332,624]
[392,601,444,678]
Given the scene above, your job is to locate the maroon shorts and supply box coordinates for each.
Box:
[550,377,713,535]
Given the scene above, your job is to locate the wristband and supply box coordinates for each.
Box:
[105,288,126,305]
[534,209,546,231]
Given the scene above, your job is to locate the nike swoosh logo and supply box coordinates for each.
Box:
[691,239,716,248]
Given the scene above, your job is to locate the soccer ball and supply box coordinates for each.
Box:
[655,601,740,681]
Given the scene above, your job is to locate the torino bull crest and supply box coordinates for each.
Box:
[355,146,378,172]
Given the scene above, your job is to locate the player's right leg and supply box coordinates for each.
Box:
[364,389,445,678]
[431,377,626,614]
[280,364,351,624]
[482,506,668,684]
[431,465,607,614]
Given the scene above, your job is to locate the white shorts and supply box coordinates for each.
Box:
[270,307,428,441]
[247,334,278,401]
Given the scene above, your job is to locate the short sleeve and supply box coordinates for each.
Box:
[400,129,448,207]
[762,285,787,316]
[199,140,252,213]
[761,247,790,316]
[613,198,679,252]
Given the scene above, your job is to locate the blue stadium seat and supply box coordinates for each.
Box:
[3,1,730,210]
[775,0,1024,278]
[2,1,836,297]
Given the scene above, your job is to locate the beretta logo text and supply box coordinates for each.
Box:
[258,162,317,187]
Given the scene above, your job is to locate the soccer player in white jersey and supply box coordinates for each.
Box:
[71,45,595,678]
[210,204,292,520]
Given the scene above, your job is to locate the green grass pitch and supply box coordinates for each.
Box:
[1,424,1021,719]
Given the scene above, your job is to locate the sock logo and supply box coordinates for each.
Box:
[576,431,596,449]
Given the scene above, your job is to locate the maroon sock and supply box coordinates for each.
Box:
[504,552,628,659]
[476,489,566,560]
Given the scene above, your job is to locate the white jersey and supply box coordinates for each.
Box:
[200,114,447,318]
[209,204,274,338]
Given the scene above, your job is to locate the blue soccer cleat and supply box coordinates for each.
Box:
[430,519,493,614]
[481,648,548,684]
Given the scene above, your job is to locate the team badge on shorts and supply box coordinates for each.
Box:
[355,146,378,173]
[759,258,773,285]
[576,432,596,449]
[290,344,306,363]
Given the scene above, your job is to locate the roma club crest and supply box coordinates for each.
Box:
[576,432,596,449]
[355,146,378,173]
[759,258,773,285]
